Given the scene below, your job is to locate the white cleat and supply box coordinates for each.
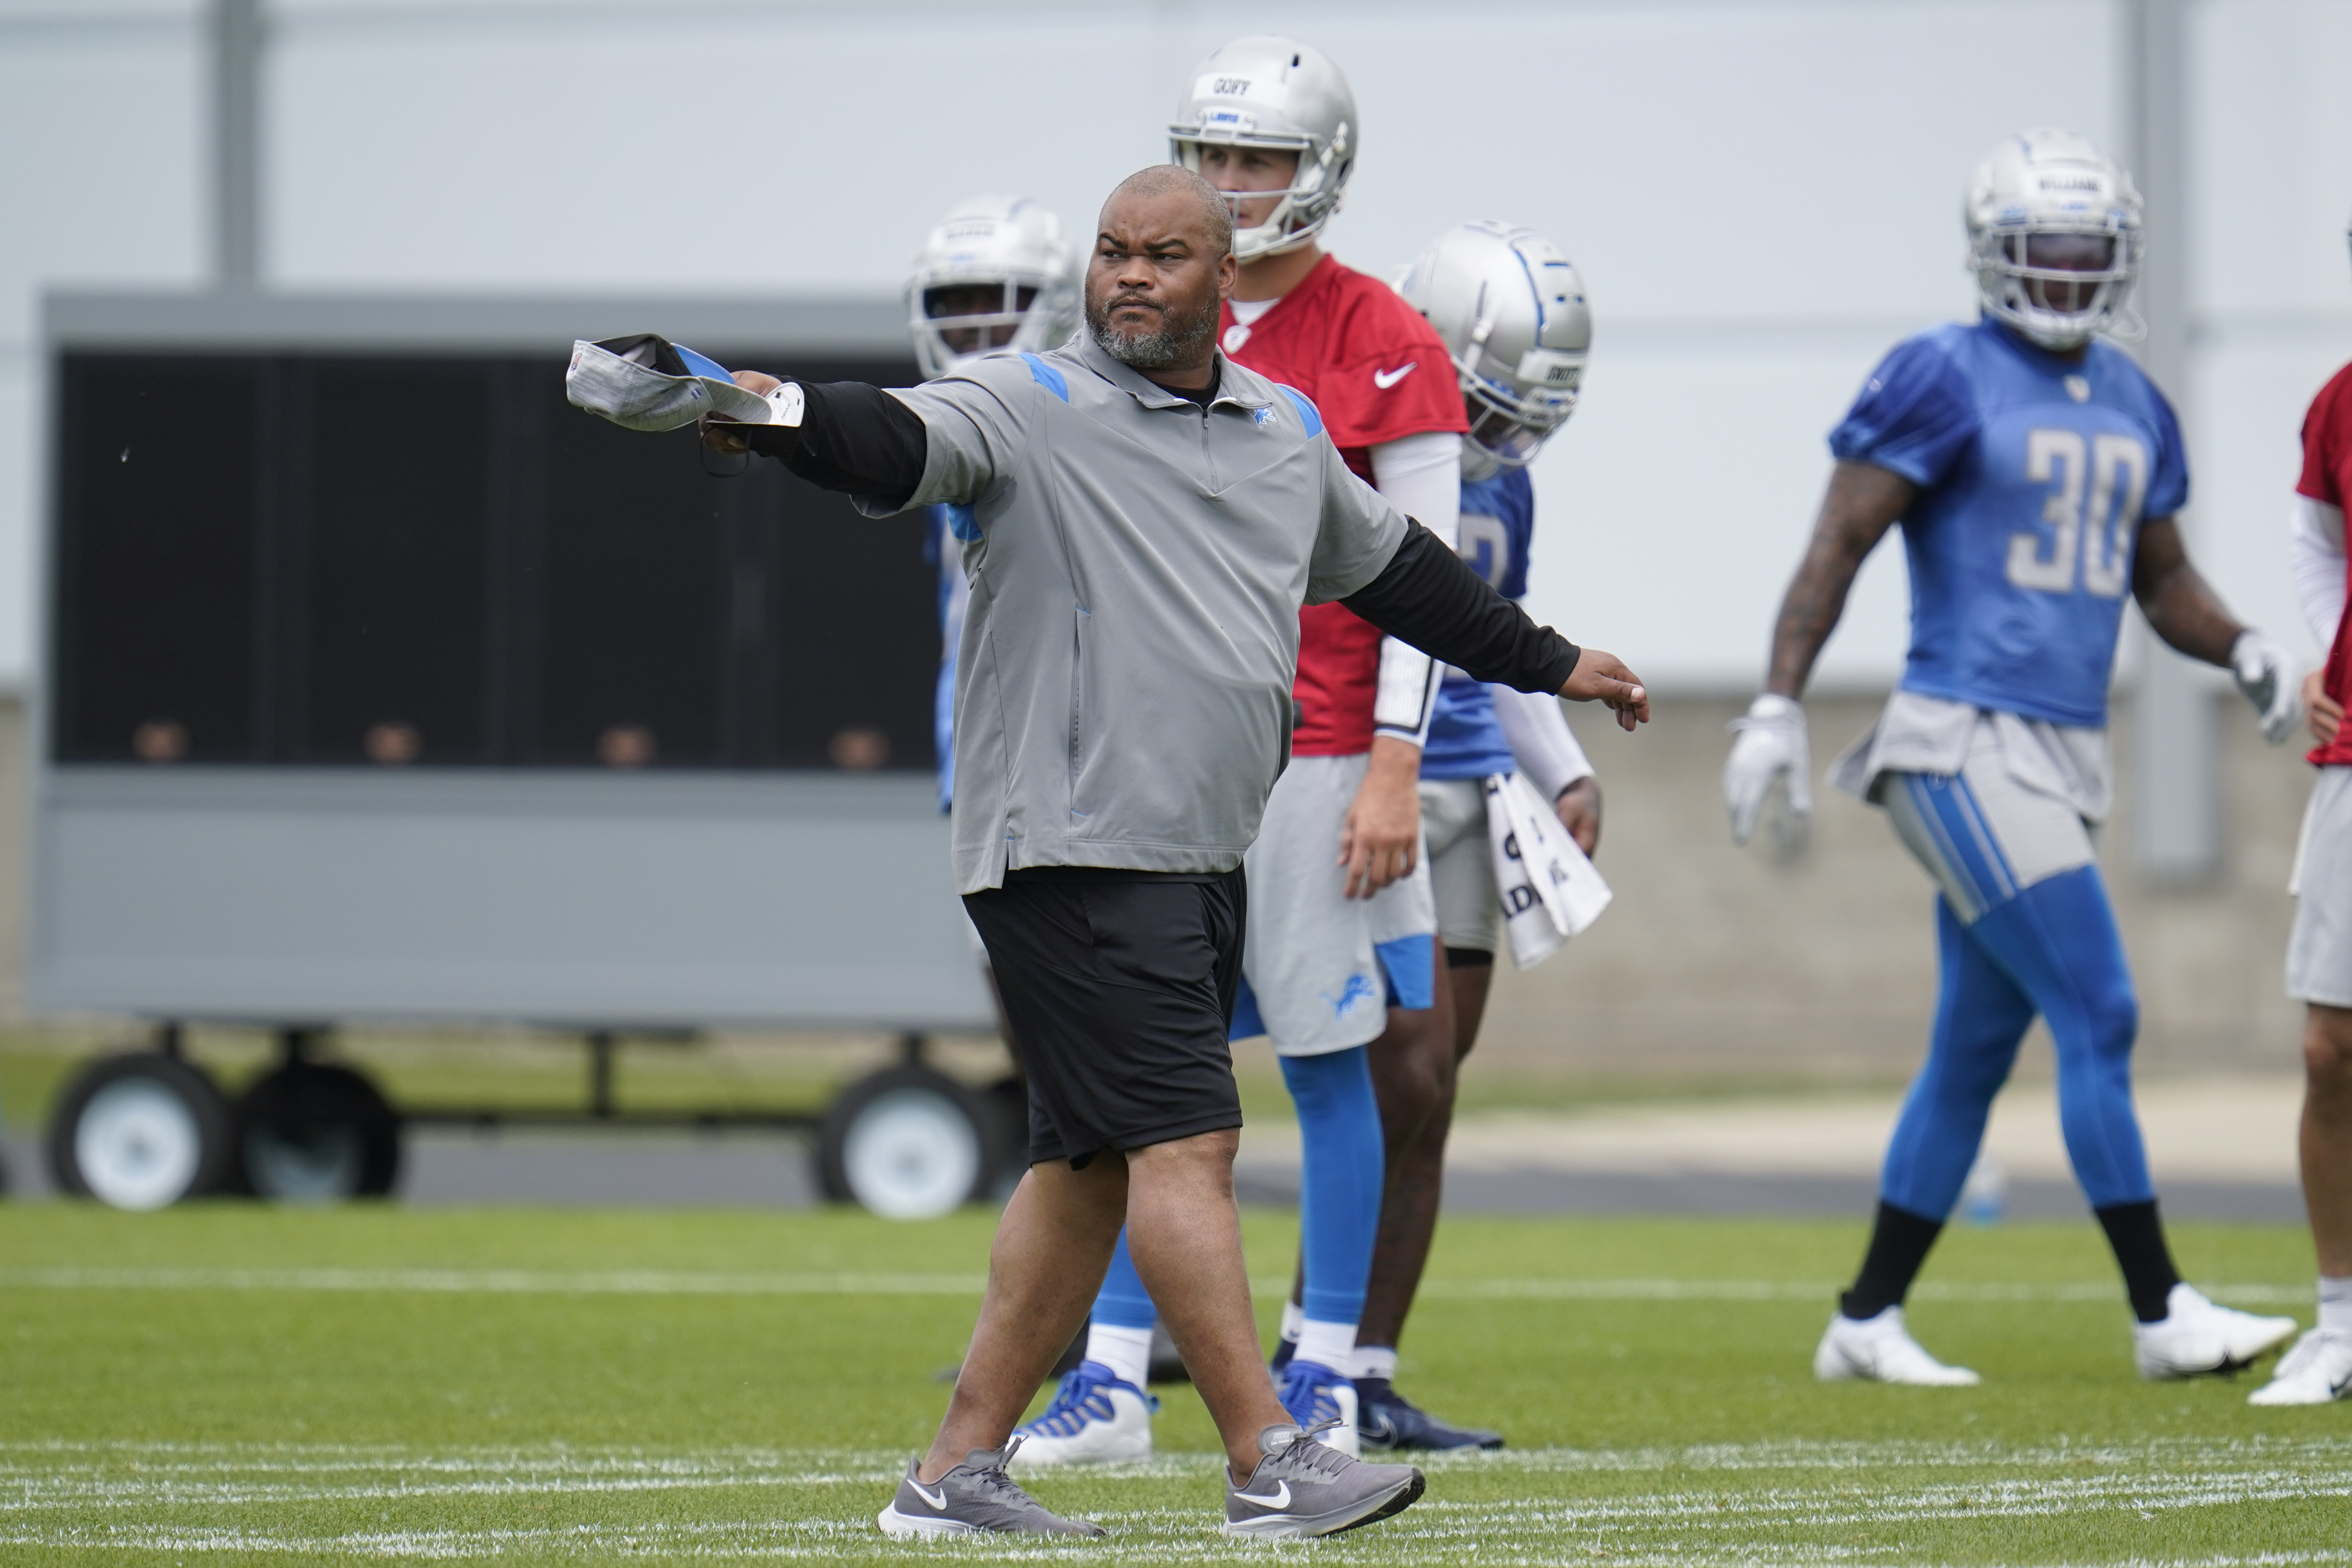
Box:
[2134,1284,2300,1380]
[2247,1329,2352,1406]
[1005,1362,1156,1468]
[1814,1307,1981,1387]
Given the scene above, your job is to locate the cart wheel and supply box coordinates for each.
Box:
[816,1064,991,1219]
[47,1052,239,1209]
[239,1062,401,1202]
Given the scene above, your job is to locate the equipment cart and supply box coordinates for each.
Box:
[31,290,1005,1217]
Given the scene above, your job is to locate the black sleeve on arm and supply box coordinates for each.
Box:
[742,381,927,510]
[1341,520,1583,695]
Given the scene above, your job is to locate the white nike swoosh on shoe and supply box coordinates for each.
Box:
[1234,1481,1290,1509]
[910,1480,947,1510]
[1372,363,1416,389]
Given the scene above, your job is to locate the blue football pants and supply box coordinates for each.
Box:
[1876,762,2153,1218]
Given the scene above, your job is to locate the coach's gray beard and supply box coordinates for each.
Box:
[1087,295,1219,371]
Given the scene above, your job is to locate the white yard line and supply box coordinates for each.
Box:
[4,1441,2348,1562]
[0,1266,2311,1305]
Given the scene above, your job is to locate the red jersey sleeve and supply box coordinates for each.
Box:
[2300,363,2352,508]
[2301,363,2352,768]
[1311,272,1470,451]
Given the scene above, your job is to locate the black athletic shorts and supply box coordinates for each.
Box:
[963,867,1246,1169]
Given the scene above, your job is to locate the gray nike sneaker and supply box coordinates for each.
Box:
[1224,1421,1426,1539]
[875,1440,1106,1539]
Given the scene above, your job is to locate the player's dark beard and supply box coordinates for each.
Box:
[1086,290,1219,371]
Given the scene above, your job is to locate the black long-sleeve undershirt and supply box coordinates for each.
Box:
[744,381,928,510]
[744,380,1582,697]
[1342,521,1582,697]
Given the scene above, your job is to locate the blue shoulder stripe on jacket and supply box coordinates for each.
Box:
[1274,383,1322,438]
[1019,353,1069,402]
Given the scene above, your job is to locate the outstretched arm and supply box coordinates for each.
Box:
[1763,461,1916,697]
[1339,522,1648,729]
[702,369,929,509]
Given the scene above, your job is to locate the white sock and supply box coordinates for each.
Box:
[1278,1300,1304,1344]
[1352,1343,1398,1381]
[2319,1276,2352,1337]
[1085,1323,1153,1390]
[1295,1318,1356,1375]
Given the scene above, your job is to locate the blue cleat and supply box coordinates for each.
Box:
[1354,1377,1504,1451]
[1007,1360,1157,1468]
[1275,1358,1360,1456]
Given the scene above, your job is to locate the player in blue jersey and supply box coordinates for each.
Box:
[1273,220,1602,1450]
[905,198,1081,1225]
[908,197,1082,815]
[1725,129,2304,1384]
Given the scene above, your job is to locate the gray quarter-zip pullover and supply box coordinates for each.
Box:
[870,334,1407,893]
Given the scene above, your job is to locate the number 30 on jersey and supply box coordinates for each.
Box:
[2006,428,2148,598]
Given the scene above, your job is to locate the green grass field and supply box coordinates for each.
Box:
[1,1204,2345,1563]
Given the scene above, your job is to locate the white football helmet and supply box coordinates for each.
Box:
[1397,221,1592,470]
[1966,129,2145,351]
[1169,36,1356,261]
[905,196,1080,380]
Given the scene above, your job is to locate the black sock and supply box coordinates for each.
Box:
[2094,1199,2182,1323]
[1840,1201,1945,1320]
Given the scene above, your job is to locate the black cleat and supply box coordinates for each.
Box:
[1354,1378,1504,1451]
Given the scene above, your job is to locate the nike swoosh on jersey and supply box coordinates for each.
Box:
[1234,1480,1290,1509]
[1372,362,1417,389]
[909,1480,948,1510]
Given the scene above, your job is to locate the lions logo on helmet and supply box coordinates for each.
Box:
[1965,129,2145,352]
[1169,36,1357,262]
[1398,221,1592,473]
[905,196,1081,380]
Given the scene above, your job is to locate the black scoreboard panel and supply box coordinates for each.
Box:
[51,349,933,772]
[295,360,497,765]
[52,357,266,763]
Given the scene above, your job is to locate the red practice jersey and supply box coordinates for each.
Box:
[1220,255,1468,756]
[2303,361,2352,768]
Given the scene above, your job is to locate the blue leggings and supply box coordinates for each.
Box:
[1090,1045,1386,1333]
[1881,866,2152,1218]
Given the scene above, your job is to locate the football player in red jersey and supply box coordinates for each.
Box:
[1178,36,1482,1455]
[1011,36,1478,1466]
[2257,211,2352,1407]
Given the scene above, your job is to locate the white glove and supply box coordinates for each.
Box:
[1724,694,1812,846]
[2230,630,2303,745]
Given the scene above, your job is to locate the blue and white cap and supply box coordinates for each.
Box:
[565,334,803,433]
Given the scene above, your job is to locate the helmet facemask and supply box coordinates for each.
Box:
[1457,338,1581,469]
[1171,131,1350,261]
[1973,221,2144,351]
[914,280,1047,377]
[904,197,1080,381]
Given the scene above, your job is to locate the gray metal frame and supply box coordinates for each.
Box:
[31,290,994,1034]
